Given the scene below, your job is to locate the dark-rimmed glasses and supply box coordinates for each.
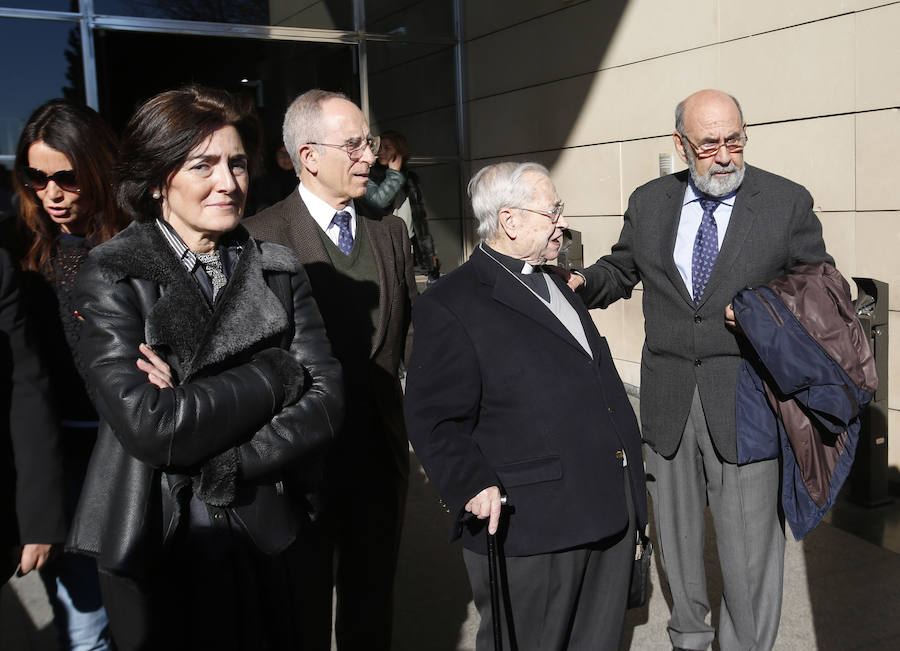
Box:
[512,202,565,224]
[680,131,748,159]
[23,167,80,192]
[306,135,380,161]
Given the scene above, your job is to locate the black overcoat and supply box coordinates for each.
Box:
[405,246,647,556]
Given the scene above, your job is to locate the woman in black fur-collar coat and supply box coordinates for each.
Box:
[67,86,343,650]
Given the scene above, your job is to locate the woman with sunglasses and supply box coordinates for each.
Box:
[67,86,342,650]
[11,98,125,651]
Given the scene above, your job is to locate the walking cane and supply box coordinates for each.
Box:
[487,495,509,651]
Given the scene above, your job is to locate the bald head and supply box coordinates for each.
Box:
[675,89,743,136]
[673,89,747,197]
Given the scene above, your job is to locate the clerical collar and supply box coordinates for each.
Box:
[480,243,537,275]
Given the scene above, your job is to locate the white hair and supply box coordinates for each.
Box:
[467,161,552,242]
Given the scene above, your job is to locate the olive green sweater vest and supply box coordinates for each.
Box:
[316,222,381,373]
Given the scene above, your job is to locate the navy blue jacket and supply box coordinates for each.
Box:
[732,263,877,539]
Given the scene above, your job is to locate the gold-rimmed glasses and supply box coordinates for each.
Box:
[680,131,748,159]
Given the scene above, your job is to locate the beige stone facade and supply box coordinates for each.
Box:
[463,0,899,471]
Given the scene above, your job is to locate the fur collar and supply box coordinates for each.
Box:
[89,221,300,379]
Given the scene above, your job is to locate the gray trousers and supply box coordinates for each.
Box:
[463,470,636,651]
[647,388,785,650]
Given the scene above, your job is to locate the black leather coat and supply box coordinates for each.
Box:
[66,222,343,576]
[1,247,66,578]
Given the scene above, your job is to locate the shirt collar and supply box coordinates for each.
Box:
[155,219,242,274]
[298,182,357,231]
[156,218,198,273]
[684,177,738,208]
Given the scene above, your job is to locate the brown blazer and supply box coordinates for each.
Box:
[244,190,417,470]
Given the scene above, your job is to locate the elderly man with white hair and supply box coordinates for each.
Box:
[405,161,648,650]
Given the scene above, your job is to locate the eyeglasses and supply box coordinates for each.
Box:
[23,167,80,193]
[512,202,566,224]
[306,135,380,161]
[680,131,748,159]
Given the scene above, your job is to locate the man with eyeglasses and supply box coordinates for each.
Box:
[244,89,416,651]
[405,162,648,650]
[567,89,832,650]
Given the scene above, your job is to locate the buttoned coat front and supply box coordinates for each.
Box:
[405,246,648,557]
[244,191,416,471]
[579,165,832,462]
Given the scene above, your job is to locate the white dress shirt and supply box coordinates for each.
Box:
[673,181,736,295]
[297,182,358,246]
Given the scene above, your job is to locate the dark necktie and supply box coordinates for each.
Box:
[691,198,719,303]
[196,251,227,301]
[331,210,354,255]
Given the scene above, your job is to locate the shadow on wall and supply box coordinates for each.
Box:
[369,1,631,267]
[463,0,631,167]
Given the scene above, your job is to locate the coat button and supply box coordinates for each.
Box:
[694,359,702,366]
[608,407,615,414]
[694,314,702,324]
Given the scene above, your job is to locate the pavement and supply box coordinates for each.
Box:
[393,452,900,651]
[4,397,900,649]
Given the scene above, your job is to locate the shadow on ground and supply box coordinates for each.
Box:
[393,450,474,650]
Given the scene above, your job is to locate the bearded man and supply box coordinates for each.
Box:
[567,89,832,650]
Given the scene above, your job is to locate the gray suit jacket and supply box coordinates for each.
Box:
[244,190,417,472]
[579,165,832,462]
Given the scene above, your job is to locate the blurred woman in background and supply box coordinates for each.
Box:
[364,129,439,281]
[12,98,125,651]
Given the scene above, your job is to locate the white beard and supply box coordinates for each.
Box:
[687,155,745,197]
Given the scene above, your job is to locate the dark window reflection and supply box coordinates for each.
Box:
[368,41,456,156]
[0,17,84,155]
[94,0,353,29]
[408,161,462,271]
[96,29,357,214]
[366,0,453,39]
[96,29,357,131]
[1,0,76,10]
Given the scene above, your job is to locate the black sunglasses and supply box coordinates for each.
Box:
[23,167,80,193]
